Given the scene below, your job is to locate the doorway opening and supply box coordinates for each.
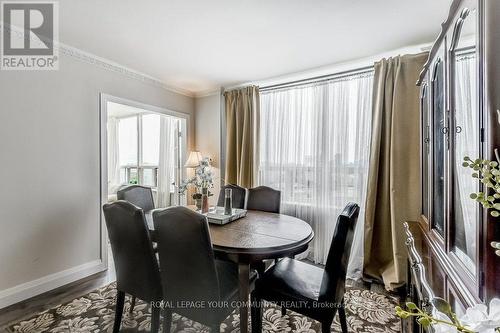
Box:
[99,94,189,268]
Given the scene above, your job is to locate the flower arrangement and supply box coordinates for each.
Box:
[178,157,214,200]
[396,299,500,333]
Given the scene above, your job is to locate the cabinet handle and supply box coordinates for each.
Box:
[455,126,462,133]
[441,127,449,134]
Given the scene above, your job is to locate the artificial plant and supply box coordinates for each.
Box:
[462,150,500,257]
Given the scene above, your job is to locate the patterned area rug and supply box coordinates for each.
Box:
[6,283,400,332]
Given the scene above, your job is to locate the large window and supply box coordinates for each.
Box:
[259,70,374,277]
[118,114,162,188]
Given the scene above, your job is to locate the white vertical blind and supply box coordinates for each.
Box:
[259,72,373,278]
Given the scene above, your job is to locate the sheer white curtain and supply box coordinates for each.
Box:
[259,72,373,279]
[157,116,177,208]
[107,117,121,194]
[455,53,478,267]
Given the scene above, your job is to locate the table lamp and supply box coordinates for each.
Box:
[185,151,203,168]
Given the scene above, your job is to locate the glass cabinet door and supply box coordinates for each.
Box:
[421,83,430,218]
[450,6,479,276]
[431,57,446,236]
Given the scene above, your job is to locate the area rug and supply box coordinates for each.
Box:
[6,283,400,332]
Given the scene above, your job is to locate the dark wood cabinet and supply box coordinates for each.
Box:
[416,0,500,311]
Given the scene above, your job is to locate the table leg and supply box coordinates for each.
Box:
[238,263,250,333]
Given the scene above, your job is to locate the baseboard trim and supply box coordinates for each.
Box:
[0,260,106,309]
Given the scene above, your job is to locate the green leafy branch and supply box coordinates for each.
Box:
[463,153,500,256]
[395,302,475,333]
[462,156,500,217]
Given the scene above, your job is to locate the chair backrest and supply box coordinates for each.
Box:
[216,184,246,209]
[153,206,220,306]
[246,186,281,213]
[102,200,161,301]
[117,185,155,212]
[319,202,360,303]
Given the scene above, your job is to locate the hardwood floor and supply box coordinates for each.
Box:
[0,250,116,331]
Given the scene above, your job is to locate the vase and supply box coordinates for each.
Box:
[201,187,209,213]
[195,198,202,211]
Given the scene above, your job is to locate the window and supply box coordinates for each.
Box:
[105,97,188,210]
[118,114,162,188]
[258,70,373,277]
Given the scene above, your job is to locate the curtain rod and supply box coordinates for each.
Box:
[259,65,375,92]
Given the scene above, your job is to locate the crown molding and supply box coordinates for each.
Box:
[2,23,434,99]
[1,22,195,97]
[57,43,195,97]
[193,88,221,98]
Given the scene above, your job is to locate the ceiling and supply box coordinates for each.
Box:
[60,0,452,96]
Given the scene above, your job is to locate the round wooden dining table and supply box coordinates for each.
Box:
[146,209,314,333]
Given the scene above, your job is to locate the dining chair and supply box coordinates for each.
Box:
[116,184,157,312]
[117,185,155,212]
[251,202,360,333]
[247,186,283,276]
[216,184,246,209]
[246,186,281,213]
[102,200,162,333]
[153,206,248,333]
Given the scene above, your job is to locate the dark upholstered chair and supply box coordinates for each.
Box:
[216,184,246,209]
[246,186,281,213]
[102,201,162,333]
[153,207,244,332]
[116,184,157,312]
[246,186,282,275]
[251,202,360,333]
[117,185,155,212]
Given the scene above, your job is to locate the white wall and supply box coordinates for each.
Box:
[194,93,221,206]
[0,53,194,308]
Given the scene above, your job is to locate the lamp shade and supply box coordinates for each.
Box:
[185,151,203,168]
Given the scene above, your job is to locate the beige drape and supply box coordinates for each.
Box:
[363,53,428,290]
[224,86,260,188]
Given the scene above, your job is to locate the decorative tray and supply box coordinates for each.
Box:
[205,208,247,225]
